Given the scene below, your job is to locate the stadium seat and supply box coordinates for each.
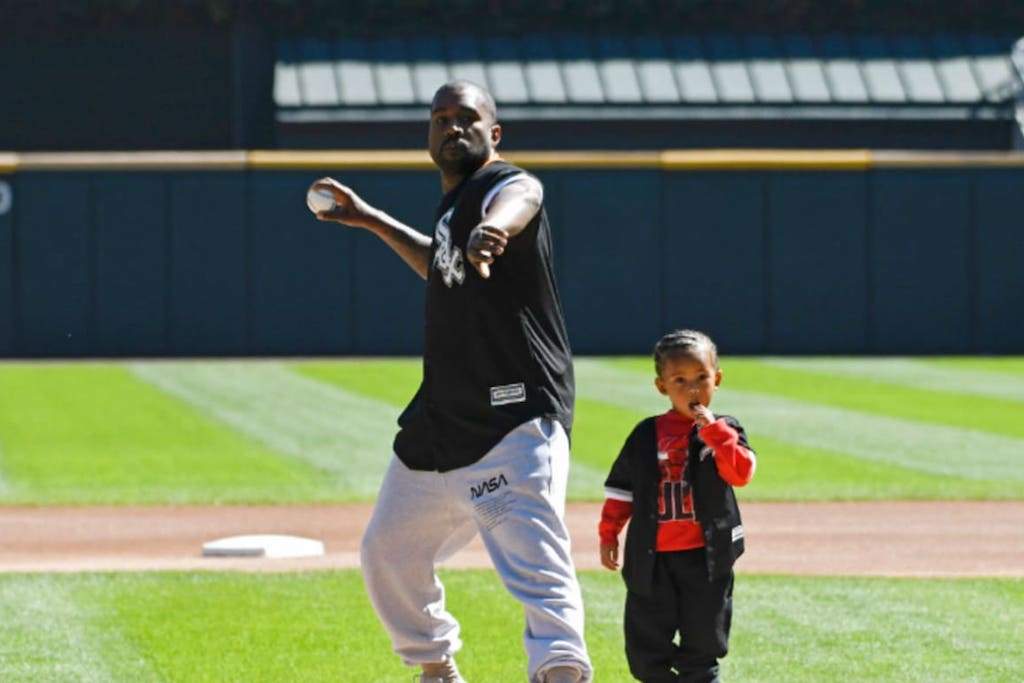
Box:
[743,35,794,103]
[334,39,378,105]
[273,31,1023,129]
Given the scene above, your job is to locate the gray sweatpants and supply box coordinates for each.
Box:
[360,417,593,682]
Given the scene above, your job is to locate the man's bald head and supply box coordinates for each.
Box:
[428,80,502,178]
[432,80,497,125]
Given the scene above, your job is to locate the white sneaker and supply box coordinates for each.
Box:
[418,656,466,683]
[542,665,583,683]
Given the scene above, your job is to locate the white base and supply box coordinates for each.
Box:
[202,534,325,559]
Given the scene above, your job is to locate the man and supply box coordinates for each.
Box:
[310,81,592,683]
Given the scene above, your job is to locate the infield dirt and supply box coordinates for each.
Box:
[2,502,1022,577]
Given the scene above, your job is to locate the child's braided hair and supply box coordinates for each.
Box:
[653,329,719,375]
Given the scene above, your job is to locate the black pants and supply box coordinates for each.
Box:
[624,548,733,683]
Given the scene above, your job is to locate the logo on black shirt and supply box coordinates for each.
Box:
[433,207,465,287]
[658,449,696,523]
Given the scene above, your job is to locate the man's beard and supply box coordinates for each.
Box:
[436,143,487,176]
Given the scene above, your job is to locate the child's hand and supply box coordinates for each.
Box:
[600,543,620,570]
[690,403,715,428]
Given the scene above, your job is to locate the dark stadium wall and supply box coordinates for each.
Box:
[2,166,1022,357]
[0,29,274,151]
[0,31,230,150]
[0,174,11,355]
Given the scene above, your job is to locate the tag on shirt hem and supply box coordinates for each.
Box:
[490,382,526,406]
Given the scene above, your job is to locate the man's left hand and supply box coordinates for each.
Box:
[466,224,508,279]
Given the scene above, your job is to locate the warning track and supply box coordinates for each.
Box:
[1,502,1022,577]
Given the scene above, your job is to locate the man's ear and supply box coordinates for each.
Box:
[491,123,502,147]
[655,376,667,395]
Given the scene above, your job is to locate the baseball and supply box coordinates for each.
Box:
[306,187,336,214]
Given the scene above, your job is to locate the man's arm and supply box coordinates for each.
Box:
[465,174,543,279]
[310,178,432,280]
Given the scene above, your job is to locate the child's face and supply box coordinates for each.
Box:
[655,350,722,420]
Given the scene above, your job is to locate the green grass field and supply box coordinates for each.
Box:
[0,570,1020,682]
[2,357,1022,681]
[1,357,1022,504]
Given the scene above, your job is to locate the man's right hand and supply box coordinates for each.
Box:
[309,177,377,229]
[599,542,620,571]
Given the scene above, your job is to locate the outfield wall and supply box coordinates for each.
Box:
[0,150,1021,357]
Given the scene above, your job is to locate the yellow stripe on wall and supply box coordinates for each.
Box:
[16,151,247,171]
[504,151,662,168]
[1,149,1024,171]
[660,149,872,170]
[0,153,18,173]
[248,150,435,170]
[249,149,866,170]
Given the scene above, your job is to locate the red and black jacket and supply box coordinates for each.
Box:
[603,415,753,595]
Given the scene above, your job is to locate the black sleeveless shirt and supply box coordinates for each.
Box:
[393,160,574,471]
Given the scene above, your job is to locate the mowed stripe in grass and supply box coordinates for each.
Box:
[294,361,610,498]
[4,359,1020,505]
[580,415,1021,501]
[0,441,10,496]
[728,575,1024,683]
[0,576,154,682]
[584,360,1024,483]
[573,360,1023,500]
[0,571,1019,682]
[131,362,400,498]
[0,365,331,504]
[925,357,1024,376]
[295,359,423,409]
[296,360,1022,500]
[743,433,1020,500]
[613,357,1024,439]
[763,357,1024,403]
[563,400,946,502]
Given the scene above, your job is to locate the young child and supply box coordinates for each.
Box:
[599,329,756,683]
